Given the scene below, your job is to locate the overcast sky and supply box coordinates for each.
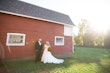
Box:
[19,0,110,34]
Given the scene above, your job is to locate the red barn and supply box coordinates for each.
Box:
[0,0,75,60]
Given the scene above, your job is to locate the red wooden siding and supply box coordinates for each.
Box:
[0,13,73,60]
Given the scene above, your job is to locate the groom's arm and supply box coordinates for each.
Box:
[35,42,39,51]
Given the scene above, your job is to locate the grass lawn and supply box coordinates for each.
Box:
[3,47,110,73]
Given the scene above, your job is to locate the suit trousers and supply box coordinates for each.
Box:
[36,50,42,61]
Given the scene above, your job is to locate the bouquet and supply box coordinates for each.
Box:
[48,47,51,51]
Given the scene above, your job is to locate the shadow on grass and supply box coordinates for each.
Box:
[72,57,110,73]
[3,57,110,73]
[3,47,110,73]
[73,47,110,73]
[3,58,75,73]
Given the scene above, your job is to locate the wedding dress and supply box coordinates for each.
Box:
[41,45,64,64]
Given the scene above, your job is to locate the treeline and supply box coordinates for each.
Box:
[74,19,110,49]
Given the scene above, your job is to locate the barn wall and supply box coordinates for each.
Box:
[0,13,73,60]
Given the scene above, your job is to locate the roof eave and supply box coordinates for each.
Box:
[0,10,74,26]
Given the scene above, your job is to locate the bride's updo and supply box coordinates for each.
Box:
[46,41,51,47]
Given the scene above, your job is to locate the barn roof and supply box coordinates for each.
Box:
[0,0,74,26]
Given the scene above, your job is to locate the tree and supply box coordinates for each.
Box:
[75,19,88,46]
[83,22,95,47]
[74,19,105,48]
[104,28,110,49]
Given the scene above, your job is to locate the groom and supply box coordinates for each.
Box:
[35,38,43,62]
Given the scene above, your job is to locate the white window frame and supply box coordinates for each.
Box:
[6,33,26,46]
[54,36,64,46]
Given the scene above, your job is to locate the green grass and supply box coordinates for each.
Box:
[3,47,110,73]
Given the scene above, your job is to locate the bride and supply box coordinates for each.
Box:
[41,41,64,64]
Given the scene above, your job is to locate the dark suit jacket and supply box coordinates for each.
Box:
[35,41,42,51]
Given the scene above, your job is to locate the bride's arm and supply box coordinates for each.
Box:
[43,44,46,49]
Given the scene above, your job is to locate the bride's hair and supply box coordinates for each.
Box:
[46,41,51,47]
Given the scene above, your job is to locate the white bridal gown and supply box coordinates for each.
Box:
[41,45,64,64]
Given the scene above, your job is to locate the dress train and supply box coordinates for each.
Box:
[41,45,64,64]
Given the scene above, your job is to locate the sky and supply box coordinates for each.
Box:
[19,0,110,34]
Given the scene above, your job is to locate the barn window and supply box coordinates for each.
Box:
[55,36,64,46]
[6,33,26,46]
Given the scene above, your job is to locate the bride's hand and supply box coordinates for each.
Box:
[43,46,45,49]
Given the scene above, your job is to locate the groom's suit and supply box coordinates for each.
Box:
[35,41,43,61]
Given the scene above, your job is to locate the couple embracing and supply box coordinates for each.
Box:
[35,38,64,64]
